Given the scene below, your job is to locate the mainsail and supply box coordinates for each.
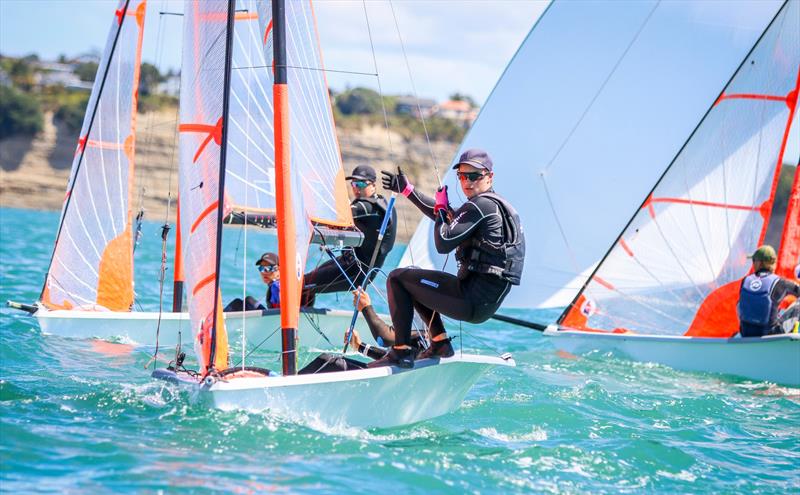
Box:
[400,0,785,311]
[560,0,799,337]
[256,0,351,228]
[178,0,235,373]
[41,0,147,311]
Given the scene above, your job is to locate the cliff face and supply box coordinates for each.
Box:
[0,110,457,241]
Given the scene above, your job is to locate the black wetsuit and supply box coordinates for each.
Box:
[388,188,520,347]
[301,195,397,306]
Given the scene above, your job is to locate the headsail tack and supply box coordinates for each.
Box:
[41,0,147,312]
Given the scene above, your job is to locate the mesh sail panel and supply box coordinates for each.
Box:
[178,0,231,372]
[226,3,276,212]
[43,0,146,311]
[561,0,799,336]
[258,0,352,227]
[399,1,784,310]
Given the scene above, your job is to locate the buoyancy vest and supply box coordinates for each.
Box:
[457,192,525,285]
[352,194,397,263]
[738,272,780,334]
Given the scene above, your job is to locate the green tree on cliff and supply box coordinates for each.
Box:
[0,85,44,138]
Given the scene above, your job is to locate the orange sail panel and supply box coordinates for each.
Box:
[178,0,232,374]
[560,1,799,338]
[41,0,146,311]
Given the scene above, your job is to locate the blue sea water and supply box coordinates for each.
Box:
[1,206,798,494]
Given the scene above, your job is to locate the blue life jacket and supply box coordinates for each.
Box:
[738,272,779,336]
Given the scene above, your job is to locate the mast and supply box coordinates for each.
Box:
[273,0,298,376]
[172,196,184,312]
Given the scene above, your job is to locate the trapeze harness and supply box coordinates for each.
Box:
[738,272,780,337]
[454,192,525,286]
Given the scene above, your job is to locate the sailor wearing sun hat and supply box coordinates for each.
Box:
[300,164,397,306]
[737,245,800,337]
[372,149,525,368]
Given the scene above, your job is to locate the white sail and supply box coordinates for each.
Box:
[178,0,232,373]
[400,0,785,310]
[225,4,278,213]
[41,0,147,312]
[560,0,800,337]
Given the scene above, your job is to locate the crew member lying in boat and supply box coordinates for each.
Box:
[737,245,800,337]
[298,289,426,374]
[223,252,280,312]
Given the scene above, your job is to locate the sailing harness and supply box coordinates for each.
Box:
[455,193,526,286]
[738,271,780,336]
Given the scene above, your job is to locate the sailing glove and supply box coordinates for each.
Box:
[434,185,449,218]
[381,168,413,196]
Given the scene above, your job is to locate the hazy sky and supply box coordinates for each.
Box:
[0,0,548,103]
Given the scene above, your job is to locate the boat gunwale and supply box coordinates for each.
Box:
[549,326,800,345]
[159,354,516,391]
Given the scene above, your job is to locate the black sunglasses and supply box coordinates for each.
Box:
[258,265,278,273]
[457,171,488,182]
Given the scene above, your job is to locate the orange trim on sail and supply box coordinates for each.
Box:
[619,238,634,257]
[756,67,800,246]
[263,19,273,45]
[178,118,224,163]
[684,279,741,337]
[197,291,229,374]
[234,12,258,21]
[41,284,74,310]
[96,227,135,311]
[212,290,228,371]
[777,170,799,280]
[190,201,220,234]
[193,273,216,296]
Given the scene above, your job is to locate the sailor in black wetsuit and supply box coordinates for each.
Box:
[737,245,800,337]
[301,164,397,307]
[369,149,525,368]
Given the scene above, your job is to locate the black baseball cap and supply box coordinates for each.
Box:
[452,148,493,172]
[255,252,279,266]
[345,164,377,182]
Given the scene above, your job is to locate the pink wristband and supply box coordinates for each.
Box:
[401,183,414,197]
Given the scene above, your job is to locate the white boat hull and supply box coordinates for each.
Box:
[156,354,515,428]
[544,327,800,386]
[34,306,378,352]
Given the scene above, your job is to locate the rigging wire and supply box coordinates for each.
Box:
[388,0,442,187]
